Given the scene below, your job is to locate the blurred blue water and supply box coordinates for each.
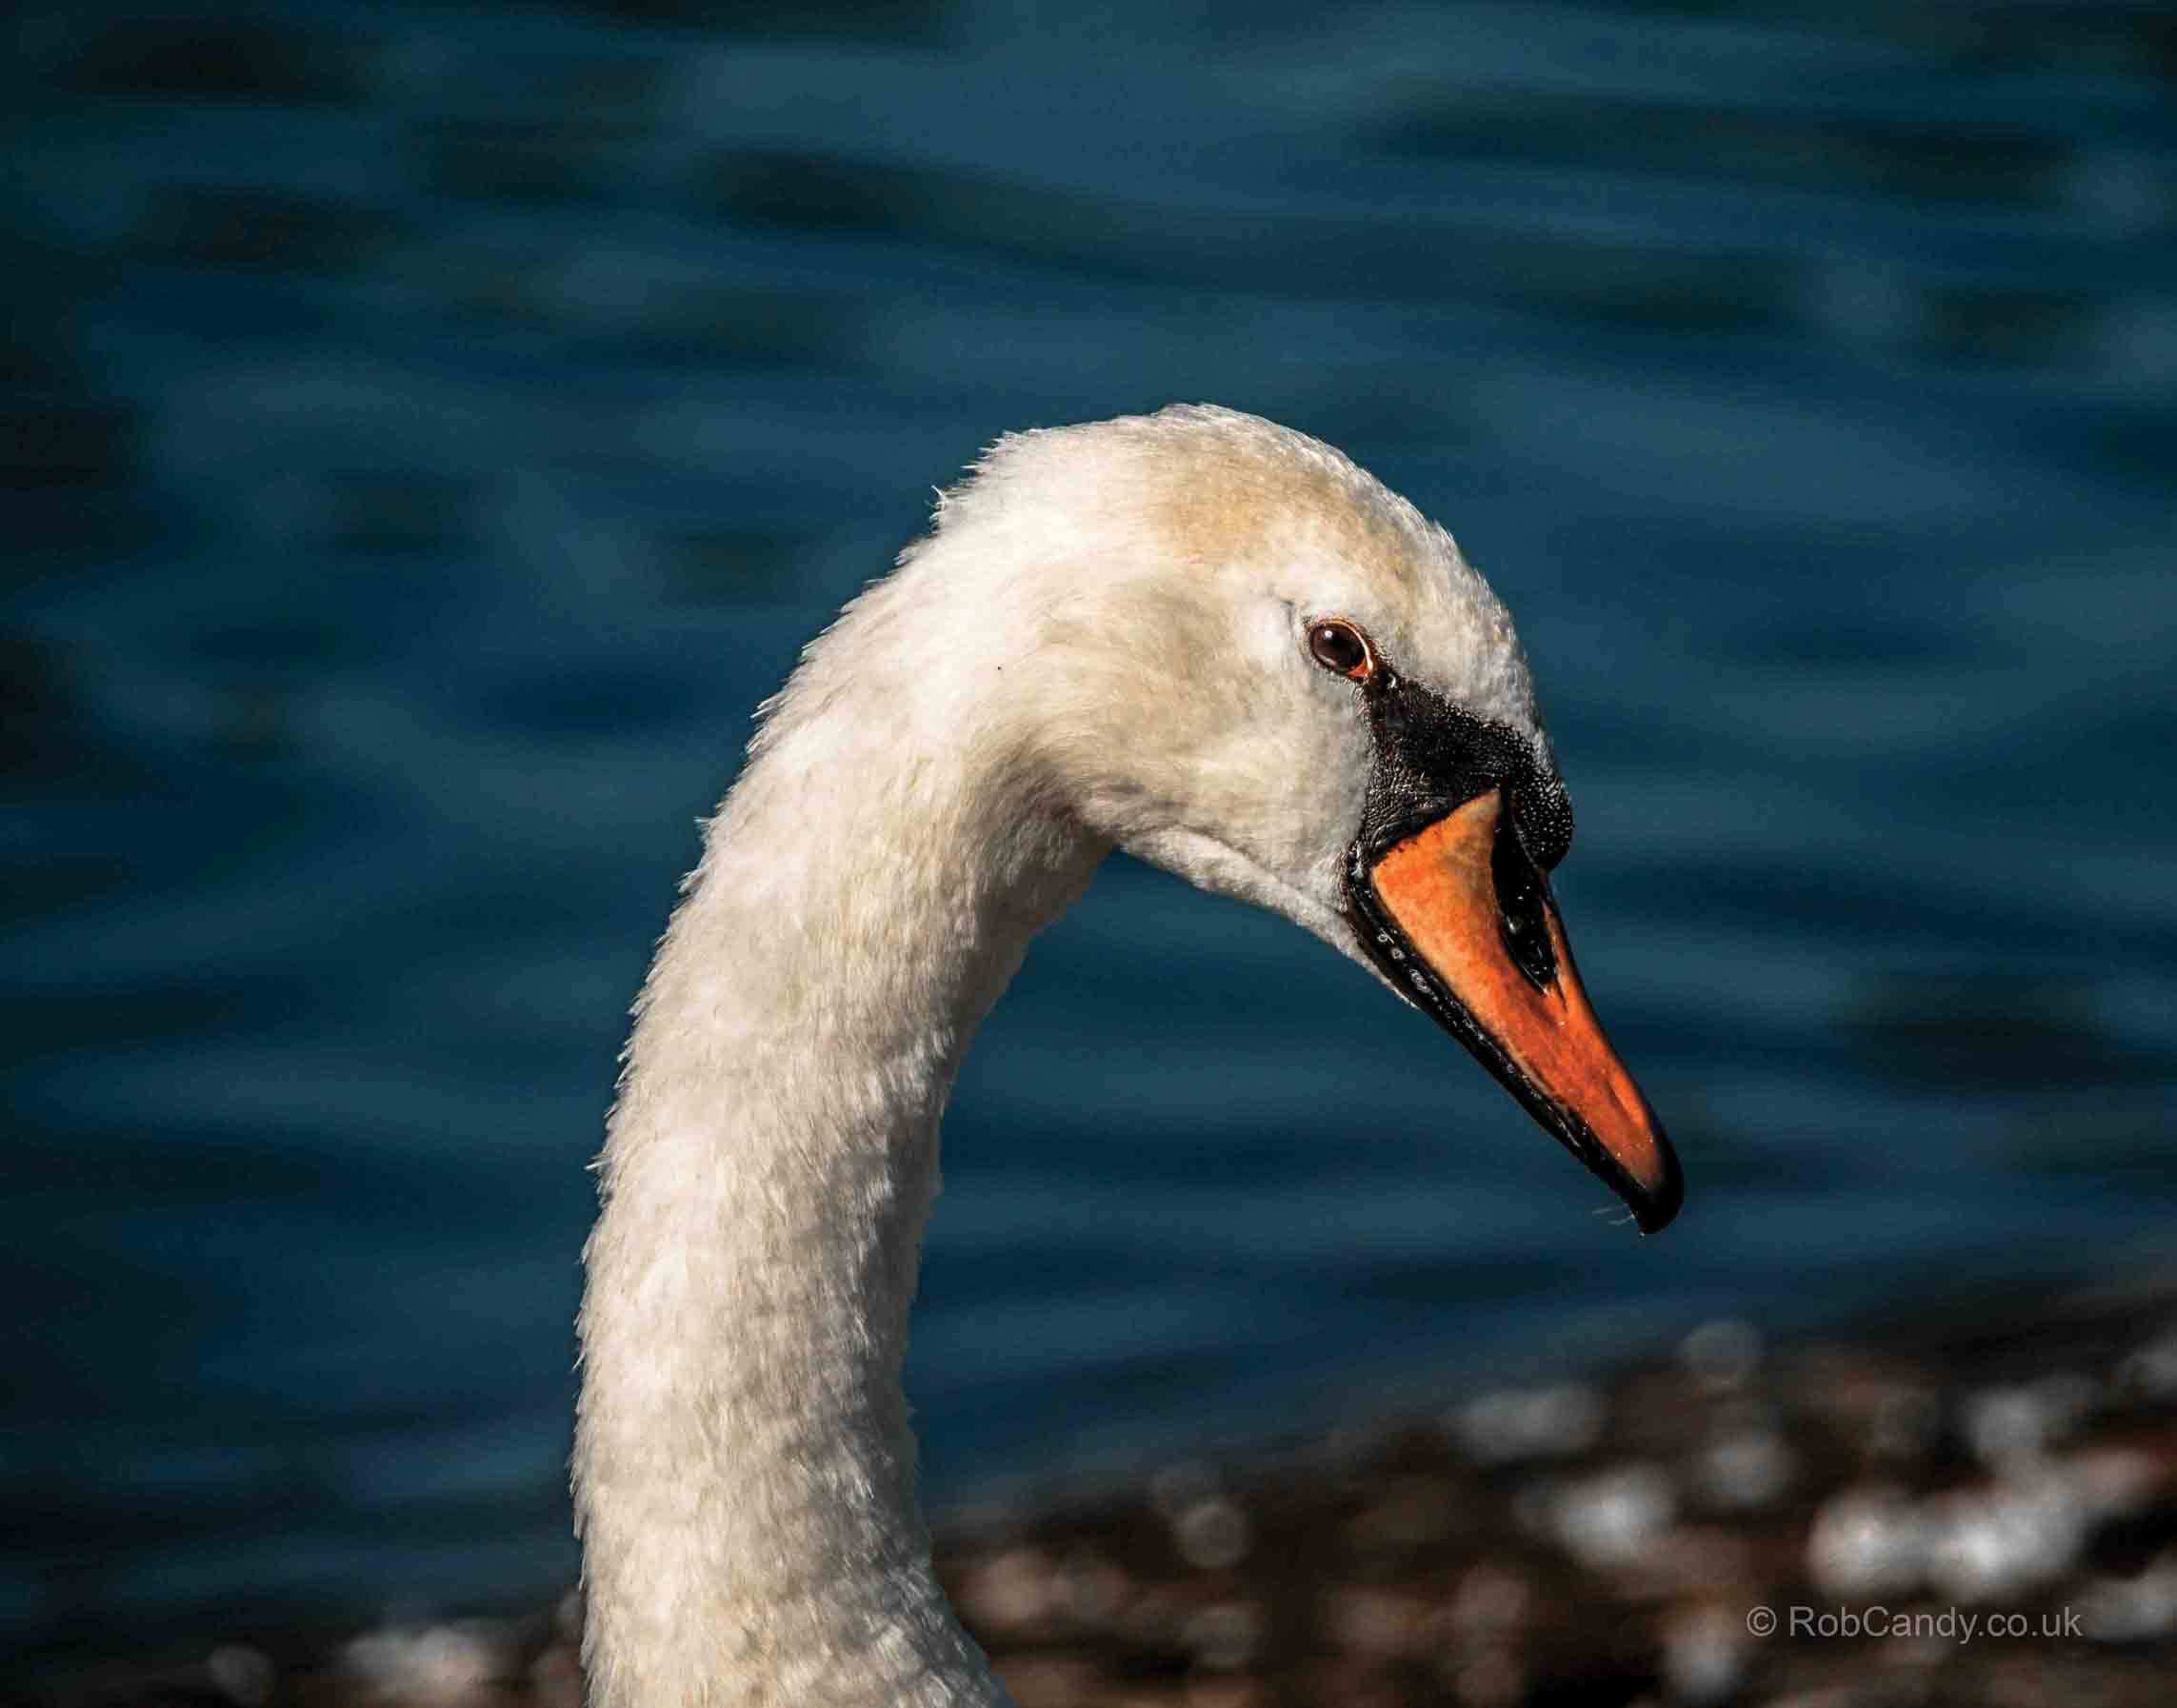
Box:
[5,0,2175,1665]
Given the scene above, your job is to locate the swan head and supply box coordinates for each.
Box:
[927,404,1681,1232]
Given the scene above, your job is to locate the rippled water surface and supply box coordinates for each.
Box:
[7,0,2176,1663]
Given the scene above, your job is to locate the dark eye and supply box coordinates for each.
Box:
[1307,618,1373,680]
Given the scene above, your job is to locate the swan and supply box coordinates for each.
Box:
[573,404,1682,1708]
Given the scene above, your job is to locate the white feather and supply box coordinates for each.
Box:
[574,405,1549,1707]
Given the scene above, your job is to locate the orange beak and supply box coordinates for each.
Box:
[1352,789,1682,1233]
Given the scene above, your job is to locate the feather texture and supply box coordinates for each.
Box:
[574,406,1548,1707]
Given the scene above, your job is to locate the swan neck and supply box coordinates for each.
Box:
[575,646,1098,1708]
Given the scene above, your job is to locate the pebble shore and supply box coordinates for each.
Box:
[35,1281,2177,1708]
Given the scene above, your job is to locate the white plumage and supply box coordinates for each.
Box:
[574,406,1573,1707]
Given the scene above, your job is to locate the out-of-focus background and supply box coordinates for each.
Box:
[6,0,2175,1700]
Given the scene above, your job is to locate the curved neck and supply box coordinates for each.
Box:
[574,586,1102,1708]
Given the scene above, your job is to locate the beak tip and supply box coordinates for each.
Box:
[1628,1146,1685,1236]
[1633,1195,1681,1237]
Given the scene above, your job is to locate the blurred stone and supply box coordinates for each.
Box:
[2079,1554,2177,1643]
[1808,1485,1927,1598]
[2115,1331,2177,1402]
[1448,1383,1604,1464]
[1550,1465,1675,1570]
[1963,1386,2053,1467]
[1172,1496,1250,1572]
[205,1645,273,1707]
[341,1621,511,1704]
[1682,1320,1764,1394]
[1051,1547,1128,1627]
[1149,1460,1219,1519]
[958,1547,1054,1634]
[1961,1374,2094,1471]
[1926,1475,2083,1602]
[2058,1445,2163,1520]
[1662,1604,1748,1706]
[1697,1425,1796,1510]
[2036,1371,2101,1430]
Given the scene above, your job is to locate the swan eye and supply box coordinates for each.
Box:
[1307,618,1374,681]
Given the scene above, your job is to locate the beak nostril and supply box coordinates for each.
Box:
[1490,807,1557,992]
